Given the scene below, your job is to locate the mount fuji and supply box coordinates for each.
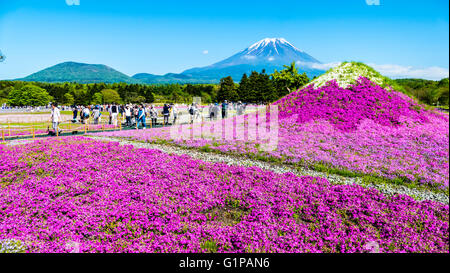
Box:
[189,38,320,69]
[134,38,325,83]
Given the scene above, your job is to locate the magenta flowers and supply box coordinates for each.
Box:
[98,78,449,188]
[275,77,434,131]
[0,137,448,253]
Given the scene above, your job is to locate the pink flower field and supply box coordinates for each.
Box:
[0,137,448,253]
[98,78,449,190]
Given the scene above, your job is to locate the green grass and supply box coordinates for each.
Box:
[200,240,218,253]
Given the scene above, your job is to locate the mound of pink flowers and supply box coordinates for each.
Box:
[0,137,448,253]
[97,78,449,188]
[275,77,434,131]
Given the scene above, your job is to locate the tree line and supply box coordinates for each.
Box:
[0,81,217,107]
[394,78,449,107]
[216,63,310,104]
[1,63,447,108]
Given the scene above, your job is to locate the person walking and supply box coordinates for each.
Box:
[119,105,124,124]
[92,106,101,125]
[72,106,78,122]
[80,106,85,124]
[221,100,228,119]
[209,103,214,120]
[110,103,119,126]
[82,106,90,124]
[124,105,132,127]
[171,103,178,125]
[188,103,196,124]
[133,106,139,126]
[236,101,245,116]
[137,104,146,129]
[162,104,171,125]
[212,103,219,120]
[50,102,61,135]
[150,105,158,127]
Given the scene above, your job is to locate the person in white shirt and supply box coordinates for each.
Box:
[171,104,178,125]
[149,105,158,127]
[236,101,245,116]
[110,103,119,126]
[82,106,90,124]
[213,103,219,120]
[124,105,132,126]
[51,103,61,134]
[188,103,197,124]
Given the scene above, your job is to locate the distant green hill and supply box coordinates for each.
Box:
[18,62,140,84]
[18,61,219,84]
[132,73,217,84]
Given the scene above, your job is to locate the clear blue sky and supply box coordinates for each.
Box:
[0,0,448,80]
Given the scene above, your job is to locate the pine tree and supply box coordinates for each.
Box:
[217,76,238,102]
[238,73,250,102]
[259,71,277,103]
[247,71,261,103]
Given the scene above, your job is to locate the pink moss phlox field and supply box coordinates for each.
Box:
[276,77,436,131]
[98,78,449,188]
[0,137,448,253]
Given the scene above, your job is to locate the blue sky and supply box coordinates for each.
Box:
[0,0,448,80]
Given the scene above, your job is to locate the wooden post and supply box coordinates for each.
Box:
[56,124,59,137]
[8,122,11,137]
[32,125,35,140]
[119,121,122,131]
[102,124,105,132]
[201,117,204,138]
[1,129,4,142]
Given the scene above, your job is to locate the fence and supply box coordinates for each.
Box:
[0,105,268,142]
[0,118,123,141]
[0,114,178,142]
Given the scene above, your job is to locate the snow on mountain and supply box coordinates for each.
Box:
[216,37,320,66]
[246,38,304,56]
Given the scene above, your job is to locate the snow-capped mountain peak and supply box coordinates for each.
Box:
[247,38,302,55]
[181,38,323,81]
[228,37,320,65]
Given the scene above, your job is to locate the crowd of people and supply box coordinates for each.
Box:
[69,101,247,127]
[47,101,248,134]
[70,103,184,129]
[206,100,246,121]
